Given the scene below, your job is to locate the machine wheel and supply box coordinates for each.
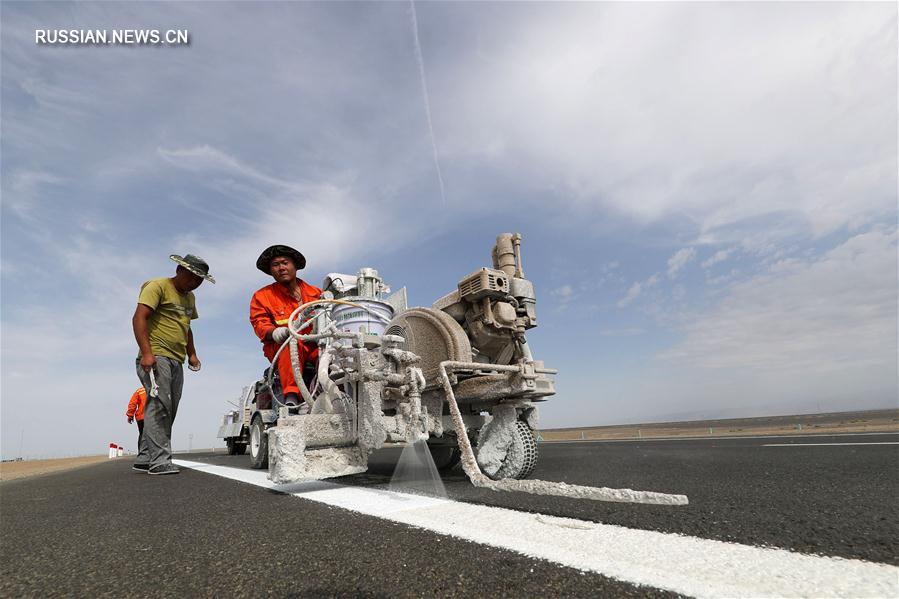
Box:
[482,420,538,481]
[226,438,247,455]
[429,446,462,472]
[249,417,269,469]
[512,421,539,479]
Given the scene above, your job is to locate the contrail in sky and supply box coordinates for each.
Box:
[409,0,447,207]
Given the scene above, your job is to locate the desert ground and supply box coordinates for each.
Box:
[539,408,899,441]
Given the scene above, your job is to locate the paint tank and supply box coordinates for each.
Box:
[332,300,394,338]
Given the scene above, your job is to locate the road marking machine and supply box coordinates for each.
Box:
[219,234,687,505]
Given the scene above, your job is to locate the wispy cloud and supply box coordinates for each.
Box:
[617,272,661,308]
[550,284,576,311]
[617,281,643,308]
[157,145,296,191]
[702,248,734,269]
[661,228,897,373]
[667,247,696,278]
[4,170,65,220]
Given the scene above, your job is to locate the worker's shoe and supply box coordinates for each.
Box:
[132,463,150,471]
[148,463,180,475]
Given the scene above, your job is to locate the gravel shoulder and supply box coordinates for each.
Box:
[0,456,110,482]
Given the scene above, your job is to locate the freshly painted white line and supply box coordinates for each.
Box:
[763,442,899,447]
[174,459,898,599]
[543,431,899,444]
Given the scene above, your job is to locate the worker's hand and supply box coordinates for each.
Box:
[140,353,156,372]
[188,354,201,372]
[127,416,134,424]
[271,327,291,343]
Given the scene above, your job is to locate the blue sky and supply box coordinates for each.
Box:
[1,2,896,459]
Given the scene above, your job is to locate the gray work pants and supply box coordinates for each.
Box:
[135,356,183,467]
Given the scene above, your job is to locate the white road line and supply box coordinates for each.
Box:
[174,459,898,599]
[763,442,899,447]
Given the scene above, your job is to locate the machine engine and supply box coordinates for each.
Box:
[433,233,538,365]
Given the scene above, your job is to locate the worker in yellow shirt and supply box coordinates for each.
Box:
[132,254,214,475]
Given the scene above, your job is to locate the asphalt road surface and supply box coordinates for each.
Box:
[2,433,896,598]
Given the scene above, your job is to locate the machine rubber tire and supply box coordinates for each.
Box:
[429,446,462,472]
[485,420,538,481]
[233,443,247,455]
[513,420,539,479]
[249,417,269,469]
[226,439,237,455]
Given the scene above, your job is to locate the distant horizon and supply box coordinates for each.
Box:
[4,406,897,462]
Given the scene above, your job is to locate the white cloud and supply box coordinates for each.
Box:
[617,281,643,308]
[667,248,696,278]
[550,284,579,312]
[706,268,741,287]
[158,145,294,191]
[702,248,734,269]
[435,3,896,238]
[617,272,661,308]
[661,229,898,375]
[5,170,65,219]
[552,284,574,300]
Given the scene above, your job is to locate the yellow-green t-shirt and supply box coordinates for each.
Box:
[137,278,198,362]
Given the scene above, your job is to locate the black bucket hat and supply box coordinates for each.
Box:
[256,244,306,275]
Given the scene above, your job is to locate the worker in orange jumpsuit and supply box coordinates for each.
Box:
[126,387,147,470]
[250,244,322,407]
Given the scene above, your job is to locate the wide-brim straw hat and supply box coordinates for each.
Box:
[170,254,216,283]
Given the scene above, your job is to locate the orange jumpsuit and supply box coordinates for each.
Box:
[250,279,322,398]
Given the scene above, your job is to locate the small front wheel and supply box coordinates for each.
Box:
[226,439,240,455]
[249,418,269,469]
